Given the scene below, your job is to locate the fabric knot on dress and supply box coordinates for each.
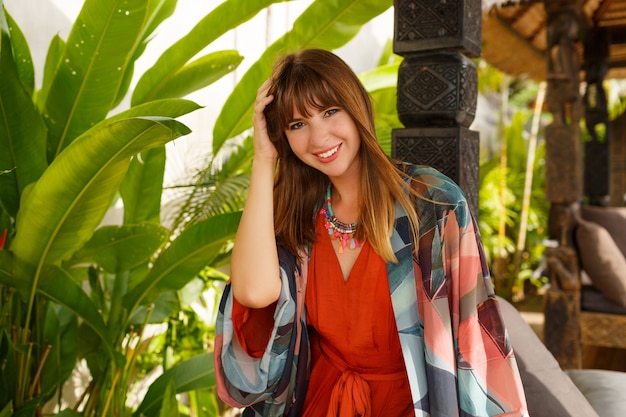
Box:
[327,370,372,417]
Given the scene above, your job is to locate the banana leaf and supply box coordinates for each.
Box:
[143,50,243,102]
[3,8,34,96]
[0,402,11,417]
[67,223,169,273]
[111,0,178,108]
[36,34,64,109]
[10,116,191,310]
[158,381,179,417]
[133,352,215,417]
[120,147,166,225]
[212,0,393,154]
[132,0,292,105]
[123,211,242,315]
[40,303,78,399]
[43,0,153,160]
[0,9,47,218]
[113,99,200,225]
[37,265,122,366]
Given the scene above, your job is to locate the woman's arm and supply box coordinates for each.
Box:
[230,80,282,308]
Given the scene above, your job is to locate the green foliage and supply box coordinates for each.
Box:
[477,82,550,300]
[0,0,394,415]
[0,0,245,414]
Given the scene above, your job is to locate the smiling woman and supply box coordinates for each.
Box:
[214,48,529,417]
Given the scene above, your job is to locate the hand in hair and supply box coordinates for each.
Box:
[253,78,278,163]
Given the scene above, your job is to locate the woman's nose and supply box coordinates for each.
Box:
[309,123,327,146]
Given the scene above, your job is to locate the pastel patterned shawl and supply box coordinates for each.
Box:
[215,164,529,416]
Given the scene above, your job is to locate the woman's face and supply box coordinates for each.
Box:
[284,104,361,182]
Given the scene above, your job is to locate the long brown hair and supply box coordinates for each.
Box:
[264,49,419,262]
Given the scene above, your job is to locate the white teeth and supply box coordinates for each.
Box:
[318,145,339,158]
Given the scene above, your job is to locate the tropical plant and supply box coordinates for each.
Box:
[476,64,550,301]
[0,0,395,415]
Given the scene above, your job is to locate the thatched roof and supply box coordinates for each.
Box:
[482,0,626,80]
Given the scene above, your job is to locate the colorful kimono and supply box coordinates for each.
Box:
[215,164,529,416]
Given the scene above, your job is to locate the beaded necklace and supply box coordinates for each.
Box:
[319,184,360,253]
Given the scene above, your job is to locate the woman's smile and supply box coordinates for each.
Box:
[315,143,342,161]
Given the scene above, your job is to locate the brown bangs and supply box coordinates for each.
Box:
[271,64,342,131]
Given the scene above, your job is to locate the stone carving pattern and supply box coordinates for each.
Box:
[396,0,461,42]
[394,136,458,180]
[399,63,477,114]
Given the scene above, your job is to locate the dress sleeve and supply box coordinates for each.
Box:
[213,246,302,410]
[406,164,528,415]
[232,298,277,359]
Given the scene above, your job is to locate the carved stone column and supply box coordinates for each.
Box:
[392,0,481,217]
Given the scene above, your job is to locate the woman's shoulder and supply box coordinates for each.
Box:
[396,161,468,207]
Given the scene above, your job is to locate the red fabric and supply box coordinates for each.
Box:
[302,215,413,416]
[232,214,413,416]
[232,297,276,359]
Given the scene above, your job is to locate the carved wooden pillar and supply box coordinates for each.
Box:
[392,0,481,217]
[583,26,611,206]
[543,0,584,241]
[543,0,585,369]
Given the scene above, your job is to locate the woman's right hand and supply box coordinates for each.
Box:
[230,78,282,309]
[253,78,278,162]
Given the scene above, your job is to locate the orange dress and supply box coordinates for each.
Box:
[301,214,413,416]
[233,213,413,416]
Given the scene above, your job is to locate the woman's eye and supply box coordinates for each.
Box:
[324,108,339,117]
[289,122,304,130]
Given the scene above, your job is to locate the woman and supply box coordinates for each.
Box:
[214,49,528,417]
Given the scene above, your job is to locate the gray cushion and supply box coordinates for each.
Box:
[576,219,626,307]
[497,296,600,417]
[581,285,626,315]
[566,370,626,417]
[581,205,626,258]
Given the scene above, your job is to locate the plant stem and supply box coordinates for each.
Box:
[102,367,121,417]
[28,344,52,399]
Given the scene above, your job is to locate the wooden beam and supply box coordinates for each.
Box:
[594,0,616,20]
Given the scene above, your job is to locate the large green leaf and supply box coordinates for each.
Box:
[133,352,215,417]
[123,211,242,314]
[143,50,243,102]
[68,223,169,273]
[132,0,291,105]
[37,265,121,366]
[158,381,180,417]
[120,147,166,224]
[10,116,190,305]
[105,98,201,126]
[0,402,11,417]
[3,9,34,96]
[0,9,47,218]
[114,99,200,225]
[212,0,393,154]
[36,34,64,110]
[111,0,178,108]
[40,303,78,399]
[43,0,152,161]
